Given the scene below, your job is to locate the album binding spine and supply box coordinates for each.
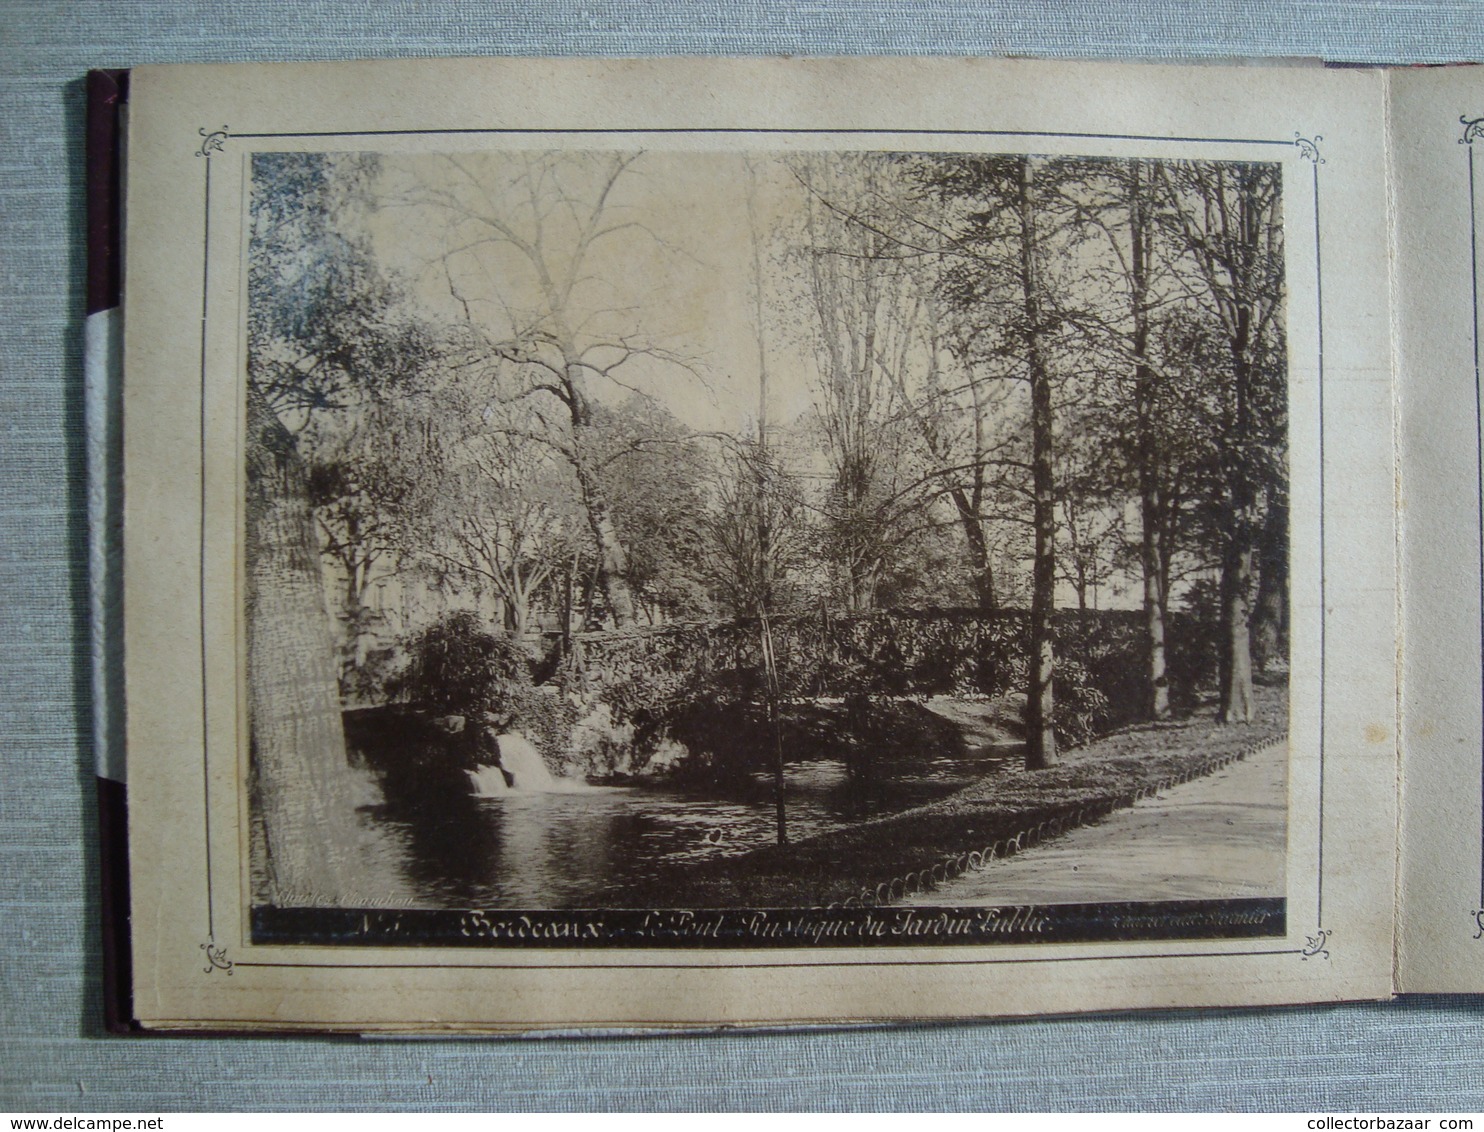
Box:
[87,67,137,1035]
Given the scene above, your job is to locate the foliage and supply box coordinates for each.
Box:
[393,611,582,770]
[335,610,399,705]
[592,395,716,622]
[565,623,721,738]
[401,386,588,637]
[250,152,439,711]
[393,611,533,719]
[1048,659,1113,747]
[565,609,1214,750]
[514,689,581,770]
[248,152,434,428]
[697,438,816,618]
[246,149,1288,759]
[306,399,431,620]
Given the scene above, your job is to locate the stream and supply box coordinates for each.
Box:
[335,722,1021,909]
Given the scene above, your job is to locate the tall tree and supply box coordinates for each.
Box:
[701,438,813,619]
[249,154,430,430]
[1017,156,1060,767]
[1126,159,1173,717]
[1070,157,1187,718]
[880,284,1024,611]
[592,396,714,624]
[789,155,942,612]
[1054,430,1123,612]
[925,154,1082,768]
[1157,160,1286,723]
[789,154,1031,612]
[391,151,697,628]
[244,151,430,903]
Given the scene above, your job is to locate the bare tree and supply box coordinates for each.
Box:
[795,156,1027,612]
[1055,442,1123,611]
[410,395,584,639]
[1068,157,1186,718]
[787,155,948,612]
[391,151,697,628]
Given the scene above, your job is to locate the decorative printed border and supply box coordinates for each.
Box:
[200,940,233,974]
[1460,113,1484,928]
[1301,928,1332,961]
[196,125,229,159]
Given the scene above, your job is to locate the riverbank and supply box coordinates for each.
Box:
[600,681,1288,908]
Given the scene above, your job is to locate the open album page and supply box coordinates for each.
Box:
[121,57,1398,1030]
[1393,65,1484,993]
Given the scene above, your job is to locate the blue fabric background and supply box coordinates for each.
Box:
[5,0,1484,1111]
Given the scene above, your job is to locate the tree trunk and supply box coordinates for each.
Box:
[568,380,638,628]
[1218,335,1258,724]
[1203,164,1277,726]
[1018,157,1058,769]
[1252,496,1288,674]
[848,552,876,613]
[245,386,365,906]
[1219,538,1257,723]
[579,560,601,631]
[1130,160,1171,721]
[1141,518,1170,718]
[950,487,997,610]
[553,331,639,629]
[582,485,636,628]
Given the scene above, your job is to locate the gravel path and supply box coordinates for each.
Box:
[904,738,1287,906]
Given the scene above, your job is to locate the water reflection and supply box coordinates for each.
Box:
[344,730,1019,910]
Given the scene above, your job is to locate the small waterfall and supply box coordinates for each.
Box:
[466,763,512,797]
[497,732,556,790]
[466,731,559,796]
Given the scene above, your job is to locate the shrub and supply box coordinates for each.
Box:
[567,702,640,777]
[1052,657,1113,747]
[563,607,1220,756]
[392,611,576,772]
[393,610,531,718]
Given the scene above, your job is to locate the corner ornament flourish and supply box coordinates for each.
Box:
[1471,909,1484,939]
[200,941,234,975]
[196,125,229,158]
[1294,133,1325,165]
[1461,116,1484,146]
[1301,928,1332,961]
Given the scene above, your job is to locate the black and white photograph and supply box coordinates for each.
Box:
[241,143,1290,947]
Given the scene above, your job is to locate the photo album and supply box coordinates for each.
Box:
[87,55,1484,1031]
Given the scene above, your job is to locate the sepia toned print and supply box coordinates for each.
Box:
[118,56,1416,1029]
[242,145,1289,947]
